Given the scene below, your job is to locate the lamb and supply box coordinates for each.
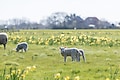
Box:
[78,49,86,62]
[0,33,8,49]
[16,42,28,52]
[59,47,86,62]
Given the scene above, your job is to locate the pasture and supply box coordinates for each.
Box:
[0,29,120,80]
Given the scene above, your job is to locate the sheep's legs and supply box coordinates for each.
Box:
[64,56,67,62]
[3,44,6,49]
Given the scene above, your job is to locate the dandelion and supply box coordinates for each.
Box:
[54,73,61,79]
[74,76,80,80]
[64,76,70,80]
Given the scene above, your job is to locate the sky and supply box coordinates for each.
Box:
[0,0,120,23]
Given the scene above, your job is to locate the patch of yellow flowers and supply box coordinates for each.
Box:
[106,78,119,80]
[8,32,120,47]
[54,73,120,80]
[4,65,36,80]
[54,73,80,80]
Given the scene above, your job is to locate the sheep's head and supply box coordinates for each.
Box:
[59,47,65,54]
[16,47,19,52]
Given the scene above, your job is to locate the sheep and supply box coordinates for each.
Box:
[16,42,28,52]
[78,49,86,62]
[0,33,8,49]
[59,47,86,62]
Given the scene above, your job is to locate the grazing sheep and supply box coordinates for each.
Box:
[16,42,28,52]
[78,49,86,62]
[59,47,86,62]
[0,33,8,49]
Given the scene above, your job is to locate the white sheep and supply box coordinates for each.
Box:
[0,33,8,49]
[16,42,28,52]
[59,47,86,62]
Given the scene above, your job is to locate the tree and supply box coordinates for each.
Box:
[64,13,84,29]
[45,12,68,29]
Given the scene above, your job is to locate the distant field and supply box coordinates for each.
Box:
[0,29,120,80]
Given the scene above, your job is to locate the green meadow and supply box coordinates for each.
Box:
[1,29,120,80]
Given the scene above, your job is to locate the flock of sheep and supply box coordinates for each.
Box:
[0,32,86,62]
[0,32,28,52]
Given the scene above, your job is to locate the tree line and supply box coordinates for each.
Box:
[0,12,119,30]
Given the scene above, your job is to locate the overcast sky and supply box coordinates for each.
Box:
[0,0,120,23]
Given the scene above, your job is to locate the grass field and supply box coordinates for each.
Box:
[0,29,120,80]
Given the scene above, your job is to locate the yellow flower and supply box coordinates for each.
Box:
[51,35,55,39]
[5,74,10,80]
[64,76,70,80]
[106,78,110,80]
[11,70,16,75]
[74,76,80,80]
[26,66,32,71]
[60,34,64,37]
[17,69,21,74]
[21,74,25,79]
[31,65,36,71]
[54,73,61,79]
[32,65,36,69]
[24,70,29,75]
[45,41,48,45]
